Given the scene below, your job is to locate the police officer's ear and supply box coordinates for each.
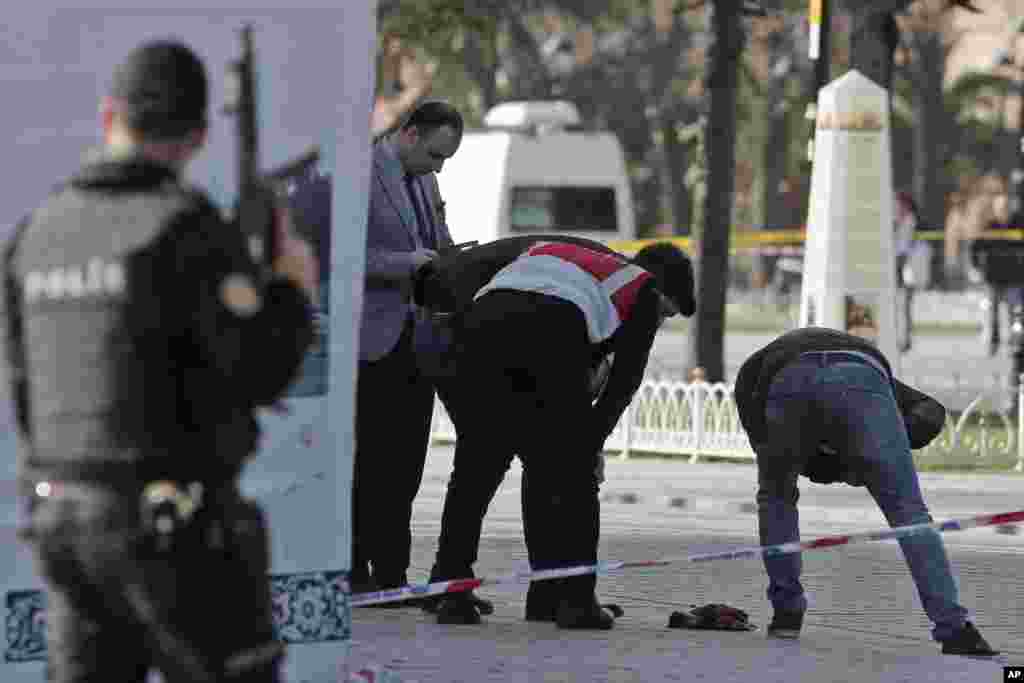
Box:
[100,96,126,143]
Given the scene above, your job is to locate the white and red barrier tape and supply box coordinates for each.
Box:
[350,509,1024,607]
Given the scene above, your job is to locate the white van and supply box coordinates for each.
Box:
[436,100,636,246]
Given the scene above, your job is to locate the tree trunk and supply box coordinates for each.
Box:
[505,14,553,99]
[909,31,947,288]
[634,169,665,234]
[661,114,692,234]
[752,77,790,290]
[847,5,907,93]
[762,82,790,230]
[464,29,499,110]
[688,0,745,382]
[850,12,896,93]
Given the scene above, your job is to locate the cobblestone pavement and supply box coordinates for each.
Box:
[347,446,1024,682]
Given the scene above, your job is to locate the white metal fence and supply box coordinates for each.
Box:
[430,379,1024,472]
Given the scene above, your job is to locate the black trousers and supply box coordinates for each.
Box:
[352,321,435,588]
[29,484,278,683]
[431,291,601,606]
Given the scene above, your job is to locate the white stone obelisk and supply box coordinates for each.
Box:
[799,70,899,371]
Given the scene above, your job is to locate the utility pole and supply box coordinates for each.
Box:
[805,0,831,163]
[1009,18,1024,218]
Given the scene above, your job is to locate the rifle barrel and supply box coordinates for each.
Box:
[265,145,321,183]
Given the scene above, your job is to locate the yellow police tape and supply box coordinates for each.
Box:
[608,228,1019,255]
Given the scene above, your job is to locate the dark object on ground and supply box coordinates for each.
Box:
[668,603,757,632]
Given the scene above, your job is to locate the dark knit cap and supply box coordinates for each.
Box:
[110,39,208,139]
[633,242,696,317]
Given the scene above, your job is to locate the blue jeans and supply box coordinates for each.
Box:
[756,351,969,642]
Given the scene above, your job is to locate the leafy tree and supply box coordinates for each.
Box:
[890,1,1003,284]
[376,0,501,131]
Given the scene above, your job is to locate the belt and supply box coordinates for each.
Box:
[798,350,888,378]
[22,458,232,495]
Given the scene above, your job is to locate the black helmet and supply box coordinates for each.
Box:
[632,242,695,317]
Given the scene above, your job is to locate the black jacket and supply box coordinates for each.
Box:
[2,156,314,486]
[413,234,622,313]
[734,327,946,452]
[415,235,661,447]
[970,220,1024,287]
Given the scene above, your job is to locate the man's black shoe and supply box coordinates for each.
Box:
[554,599,616,630]
[528,582,624,623]
[422,591,493,616]
[940,622,1000,657]
[766,609,803,639]
[435,594,483,625]
[529,600,623,622]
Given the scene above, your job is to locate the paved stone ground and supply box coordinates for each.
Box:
[346,446,1024,682]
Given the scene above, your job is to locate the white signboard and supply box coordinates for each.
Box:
[0,4,374,681]
[799,69,899,370]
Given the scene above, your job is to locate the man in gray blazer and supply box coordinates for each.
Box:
[353,101,461,598]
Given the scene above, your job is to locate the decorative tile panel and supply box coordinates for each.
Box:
[4,570,350,663]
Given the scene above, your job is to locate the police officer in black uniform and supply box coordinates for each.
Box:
[1,40,317,682]
[971,216,1024,358]
[414,239,694,629]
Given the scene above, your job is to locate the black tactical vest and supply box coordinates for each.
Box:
[9,164,207,482]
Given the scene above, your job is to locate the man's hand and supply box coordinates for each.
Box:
[371,38,437,137]
[398,50,437,94]
[271,205,318,301]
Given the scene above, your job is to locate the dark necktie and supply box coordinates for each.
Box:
[404,174,434,248]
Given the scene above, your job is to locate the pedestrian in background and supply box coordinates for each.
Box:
[893,190,930,353]
[971,189,1022,356]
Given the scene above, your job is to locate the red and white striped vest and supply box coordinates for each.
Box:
[474,242,652,342]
